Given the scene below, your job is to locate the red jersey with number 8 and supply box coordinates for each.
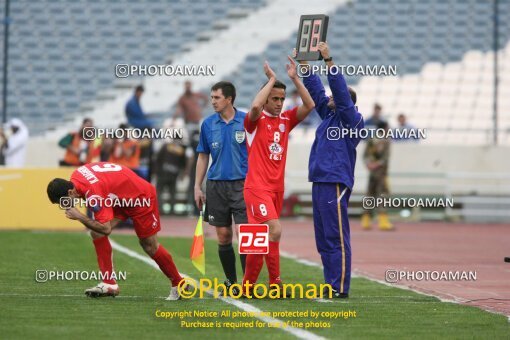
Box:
[244,107,300,192]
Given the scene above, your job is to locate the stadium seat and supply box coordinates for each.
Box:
[5,0,267,135]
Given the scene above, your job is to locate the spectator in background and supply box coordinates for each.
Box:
[361,121,393,231]
[187,126,201,216]
[86,137,103,163]
[100,136,115,162]
[174,80,208,216]
[125,85,153,129]
[155,117,193,215]
[0,126,5,165]
[1,118,29,167]
[175,81,208,124]
[364,103,386,129]
[393,113,419,142]
[59,118,93,166]
[108,124,141,173]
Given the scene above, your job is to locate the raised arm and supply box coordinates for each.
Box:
[318,42,363,127]
[286,56,315,121]
[292,48,329,119]
[248,62,276,122]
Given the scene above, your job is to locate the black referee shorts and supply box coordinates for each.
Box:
[204,179,248,227]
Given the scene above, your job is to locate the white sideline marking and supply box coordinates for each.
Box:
[110,240,326,340]
[314,299,333,303]
[280,251,321,268]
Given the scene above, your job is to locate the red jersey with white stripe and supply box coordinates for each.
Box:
[70,162,153,223]
[244,107,300,192]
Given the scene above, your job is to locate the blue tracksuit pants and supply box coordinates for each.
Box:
[312,182,352,294]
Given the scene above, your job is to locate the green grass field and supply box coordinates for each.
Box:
[0,230,508,339]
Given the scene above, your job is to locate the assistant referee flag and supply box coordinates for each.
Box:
[190,213,205,275]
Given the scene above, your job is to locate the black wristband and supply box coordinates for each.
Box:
[324,57,333,62]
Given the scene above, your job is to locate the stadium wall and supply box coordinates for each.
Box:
[21,137,510,197]
[286,141,510,196]
[0,167,85,230]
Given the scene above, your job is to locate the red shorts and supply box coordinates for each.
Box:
[244,188,284,224]
[114,193,161,239]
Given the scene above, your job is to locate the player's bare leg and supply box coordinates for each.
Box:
[266,218,282,242]
[139,234,185,301]
[85,218,121,298]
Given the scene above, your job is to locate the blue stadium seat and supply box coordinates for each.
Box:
[5,0,267,134]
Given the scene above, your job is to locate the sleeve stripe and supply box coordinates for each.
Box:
[353,116,363,129]
[246,127,257,147]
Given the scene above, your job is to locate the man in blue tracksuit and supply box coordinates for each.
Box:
[125,85,153,129]
[298,42,364,298]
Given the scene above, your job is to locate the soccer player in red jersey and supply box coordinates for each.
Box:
[242,58,315,294]
[46,162,185,300]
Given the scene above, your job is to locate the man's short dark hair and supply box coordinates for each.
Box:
[348,87,357,105]
[260,80,286,91]
[274,80,286,90]
[82,117,92,125]
[211,81,236,104]
[47,178,74,204]
[135,85,144,93]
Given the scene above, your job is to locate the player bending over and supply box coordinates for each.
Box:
[242,57,315,295]
[47,162,185,300]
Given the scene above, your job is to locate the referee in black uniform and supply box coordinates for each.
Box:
[195,81,248,291]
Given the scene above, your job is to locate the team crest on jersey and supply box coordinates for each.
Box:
[279,124,285,133]
[235,130,245,143]
[269,142,283,155]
